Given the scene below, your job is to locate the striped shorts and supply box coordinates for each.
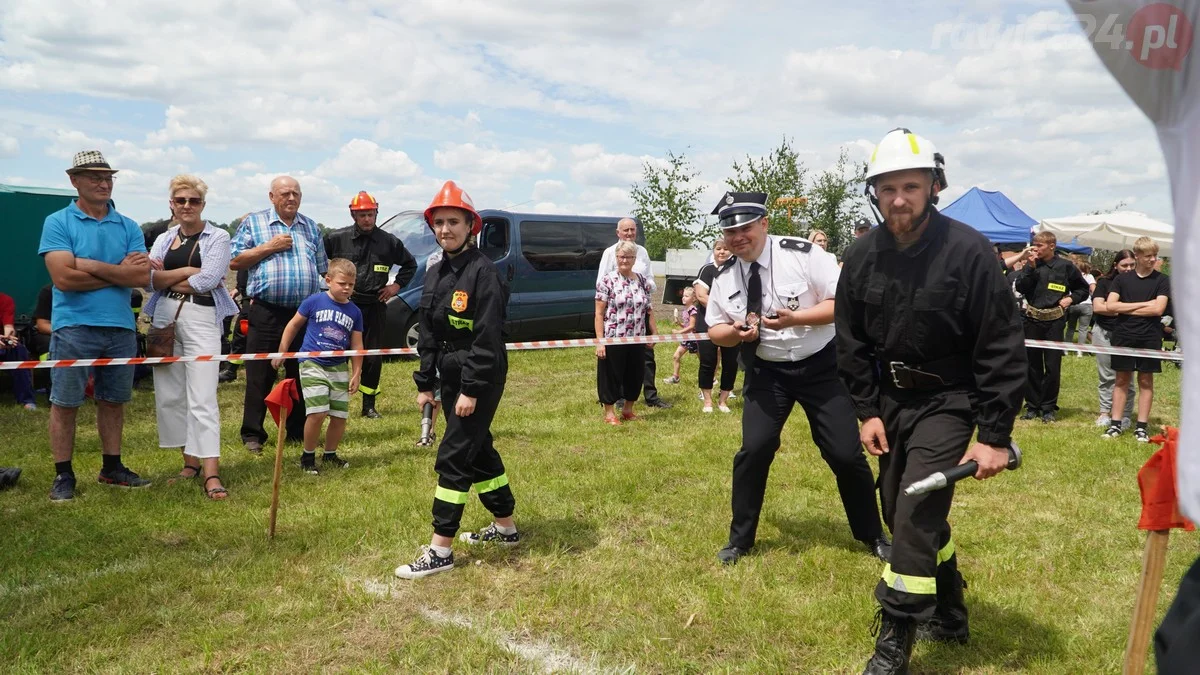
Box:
[299,360,350,418]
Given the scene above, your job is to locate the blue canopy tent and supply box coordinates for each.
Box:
[941,187,1090,253]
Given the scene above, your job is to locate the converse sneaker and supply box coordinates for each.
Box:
[300,458,319,475]
[459,522,521,547]
[1102,425,1123,440]
[394,546,454,579]
[1135,428,1151,443]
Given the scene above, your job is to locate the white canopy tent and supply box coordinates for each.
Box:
[1033,211,1174,256]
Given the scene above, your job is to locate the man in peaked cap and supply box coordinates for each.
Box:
[704,190,890,567]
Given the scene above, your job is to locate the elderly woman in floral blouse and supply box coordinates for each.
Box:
[594,240,656,425]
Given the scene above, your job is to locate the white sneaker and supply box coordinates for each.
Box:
[718,405,732,413]
[394,546,454,580]
[702,406,713,413]
[1095,415,1111,427]
[728,392,737,400]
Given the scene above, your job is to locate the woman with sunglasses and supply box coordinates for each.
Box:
[145,175,238,499]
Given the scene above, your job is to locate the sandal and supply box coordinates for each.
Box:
[621,412,639,421]
[604,415,622,426]
[203,475,229,501]
[168,464,202,485]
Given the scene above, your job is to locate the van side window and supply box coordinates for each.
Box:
[581,222,616,270]
[479,219,510,262]
[520,221,584,271]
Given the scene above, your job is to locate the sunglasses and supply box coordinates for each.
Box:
[172,197,204,206]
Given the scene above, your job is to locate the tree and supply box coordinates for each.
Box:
[725,139,868,254]
[726,137,809,237]
[799,147,869,256]
[1084,200,1130,273]
[630,150,706,259]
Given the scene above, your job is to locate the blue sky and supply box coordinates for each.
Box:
[0,0,1169,231]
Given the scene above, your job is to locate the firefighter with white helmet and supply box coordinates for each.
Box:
[836,128,1026,673]
[394,181,519,579]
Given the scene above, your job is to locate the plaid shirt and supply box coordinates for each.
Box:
[231,208,328,307]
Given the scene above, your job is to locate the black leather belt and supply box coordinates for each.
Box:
[166,291,215,307]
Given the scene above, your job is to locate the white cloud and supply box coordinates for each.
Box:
[0,133,18,158]
[570,144,666,188]
[434,143,556,176]
[315,139,422,185]
[532,179,566,202]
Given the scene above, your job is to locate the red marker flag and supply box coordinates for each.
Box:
[1139,427,1195,531]
[264,378,298,428]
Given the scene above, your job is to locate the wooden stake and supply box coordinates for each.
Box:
[1124,529,1170,675]
[268,424,288,539]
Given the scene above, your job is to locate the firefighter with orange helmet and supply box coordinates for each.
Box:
[395,180,519,579]
[323,190,417,418]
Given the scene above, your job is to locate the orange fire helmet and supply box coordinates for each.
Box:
[349,191,379,212]
[424,180,482,235]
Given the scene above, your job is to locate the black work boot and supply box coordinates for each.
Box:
[362,394,382,419]
[916,569,969,644]
[218,364,238,383]
[864,609,915,675]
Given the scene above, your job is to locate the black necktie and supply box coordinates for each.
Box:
[742,262,762,365]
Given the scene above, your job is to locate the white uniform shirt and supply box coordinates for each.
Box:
[705,236,840,362]
[597,242,656,292]
[1066,0,1198,519]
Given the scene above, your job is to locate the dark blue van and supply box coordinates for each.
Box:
[379,210,642,347]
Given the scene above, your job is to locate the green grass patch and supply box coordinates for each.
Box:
[0,343,1191,672]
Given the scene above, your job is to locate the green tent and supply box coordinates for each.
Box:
[1,183,76,320]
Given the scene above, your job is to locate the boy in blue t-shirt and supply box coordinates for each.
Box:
[274,259,364,473]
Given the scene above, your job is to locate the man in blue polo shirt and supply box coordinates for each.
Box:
[230,175,329,452]
[38,150,152,502]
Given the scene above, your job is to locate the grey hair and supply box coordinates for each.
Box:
[615,240,638,257]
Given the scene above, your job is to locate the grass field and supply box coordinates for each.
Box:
[0,339,1192,673]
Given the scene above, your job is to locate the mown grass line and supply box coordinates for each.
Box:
[0,340,1191,672]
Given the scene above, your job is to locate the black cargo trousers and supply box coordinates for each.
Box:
[875,386,975,623]
[429,348,515,538]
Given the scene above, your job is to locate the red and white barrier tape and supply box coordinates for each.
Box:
[0,332,1183,370]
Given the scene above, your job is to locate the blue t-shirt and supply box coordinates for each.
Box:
[37,200,147,331]
[298,292,364,366]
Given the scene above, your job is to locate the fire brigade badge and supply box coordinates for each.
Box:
[451,290,468,312]
[787,296,800,311]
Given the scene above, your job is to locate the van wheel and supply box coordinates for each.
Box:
[403,314,421,350]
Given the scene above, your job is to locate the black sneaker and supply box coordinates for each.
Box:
[1041,411,1056,424]
[0,467,21,491]
[459,522,521,547]
[362,408,382,419]
[97,466,151,489]
[300,459,319,475]
[1020,409,1039,421]
[50,472,76,502]
[1102,425,1123,440]
[322,453,350,469]
[394,546,455,579]
[1135,428,1151,443]
[646,399,673,409]
[717,543,750,566]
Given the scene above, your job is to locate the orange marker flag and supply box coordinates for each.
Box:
[265,378,298,428]
[1139,427,1195,532]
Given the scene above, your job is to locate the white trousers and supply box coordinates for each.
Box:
[152,298,222,458]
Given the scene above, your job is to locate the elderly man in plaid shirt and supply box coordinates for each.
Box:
[230,176,329,452]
